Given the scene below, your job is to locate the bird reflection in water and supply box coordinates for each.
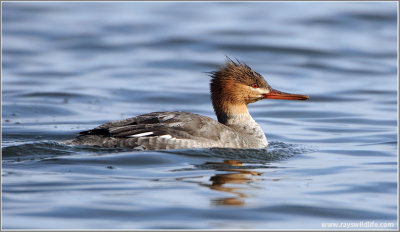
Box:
[204,160,263,206]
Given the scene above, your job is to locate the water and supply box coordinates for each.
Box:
[2,1,397,230]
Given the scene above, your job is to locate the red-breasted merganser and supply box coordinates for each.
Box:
[66,59,309,150]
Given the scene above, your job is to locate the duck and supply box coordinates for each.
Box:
[65,59,309,150]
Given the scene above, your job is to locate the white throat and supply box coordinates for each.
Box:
[225,112,268,148]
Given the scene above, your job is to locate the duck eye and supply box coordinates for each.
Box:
[252,83,259,88]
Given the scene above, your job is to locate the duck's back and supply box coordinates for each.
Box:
[64,111,245,150]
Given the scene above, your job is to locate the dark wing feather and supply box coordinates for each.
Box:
[67,111,241,149]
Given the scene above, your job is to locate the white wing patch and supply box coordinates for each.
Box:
[159,134,172,139]
[128,132,154,137]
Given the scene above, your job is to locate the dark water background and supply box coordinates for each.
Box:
[2,2,398,230]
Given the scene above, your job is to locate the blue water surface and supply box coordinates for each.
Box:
[2,1,398,230]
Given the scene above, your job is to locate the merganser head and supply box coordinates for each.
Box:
[209,58,309,123]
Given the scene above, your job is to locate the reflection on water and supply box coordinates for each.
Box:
[206,160,263,206]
